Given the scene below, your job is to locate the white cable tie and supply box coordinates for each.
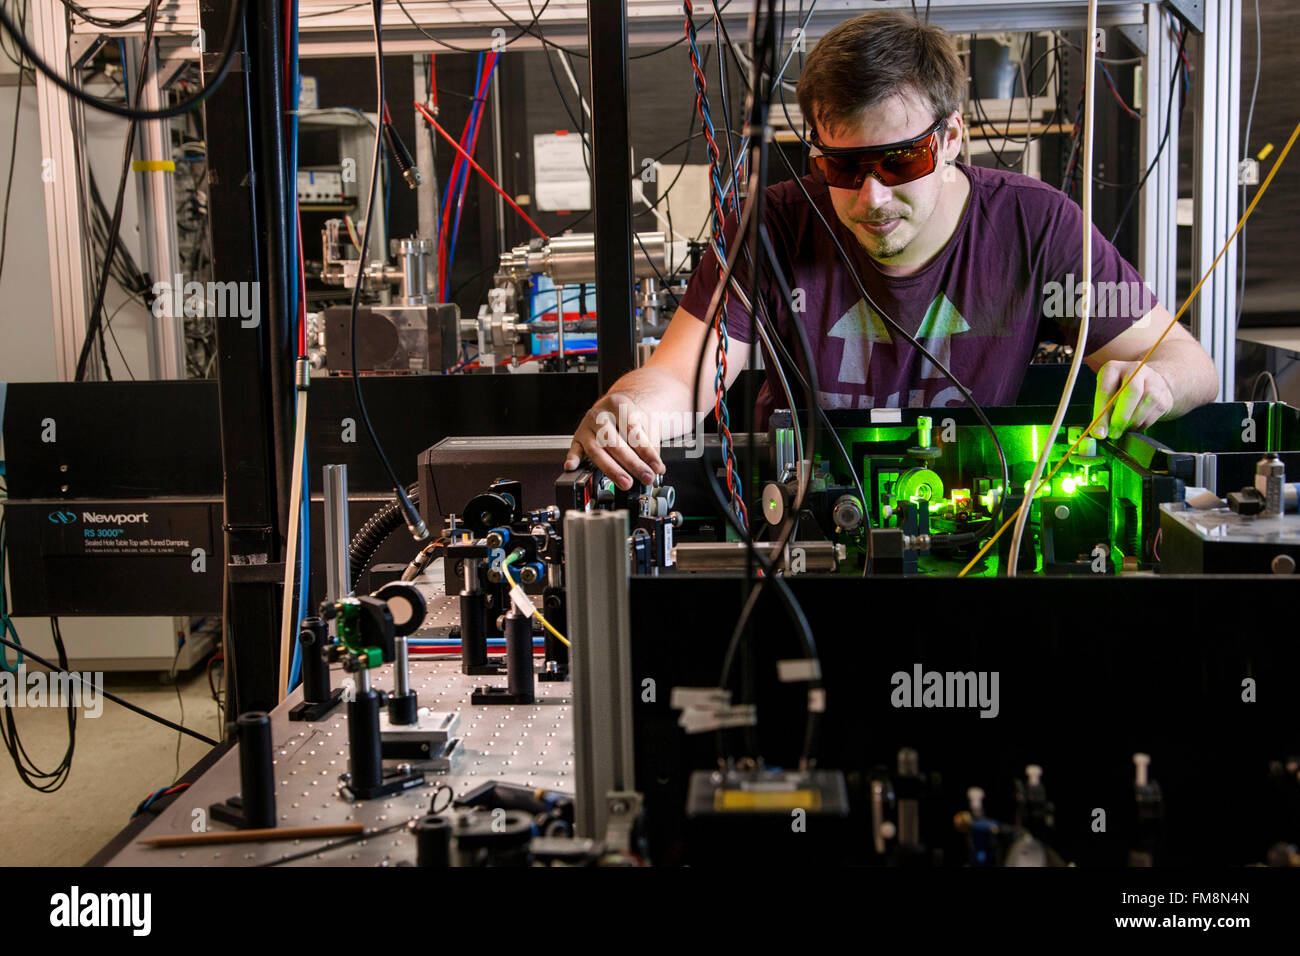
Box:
[670,687,732,710]
[509,585,536,618]
[777,659,822,683]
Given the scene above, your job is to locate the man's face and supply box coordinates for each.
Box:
[817,89,961,264]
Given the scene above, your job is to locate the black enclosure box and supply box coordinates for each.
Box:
[6,498,224,615]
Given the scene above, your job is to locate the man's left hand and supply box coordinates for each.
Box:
[1090,360,1173,440]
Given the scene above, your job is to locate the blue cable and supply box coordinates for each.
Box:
[118,39,128,101]
[286,0,305,693]
[686,7,744,526]
[447,53,493,296]
[449,57,487,259]
[441,53,484,299]
[286,17,300,369]
[530,289,584,321]
[288,445,307,691]
[131,787,167,819]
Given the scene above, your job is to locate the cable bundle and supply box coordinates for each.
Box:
[685,1,747,528]
[438,51,501,300]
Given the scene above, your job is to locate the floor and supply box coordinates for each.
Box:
[0,665,222,866]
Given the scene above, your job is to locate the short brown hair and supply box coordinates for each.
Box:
[796,11,964,139]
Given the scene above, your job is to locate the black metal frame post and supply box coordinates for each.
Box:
[586,1,637,391]
[201,0,296,714]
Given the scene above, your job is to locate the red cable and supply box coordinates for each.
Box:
[409,648,548,656]
[417,102,549,241]
[437,56,498,295]
[438,62,493,294]
[437,94,481,299]
[1102,68,1141,122]
[451,51,497,259]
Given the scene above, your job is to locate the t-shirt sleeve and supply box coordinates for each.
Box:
[676,192,785,346]
[1036,192,1158,355]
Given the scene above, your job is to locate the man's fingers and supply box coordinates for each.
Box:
[564,439,583,471]
[1109,378,1144,439]
[579,420,653,488]
[569,398,665,486]
[1132,395,1160,431]
[585,442,636,490]
[622,409,666,474]
[1091,364,1123,438]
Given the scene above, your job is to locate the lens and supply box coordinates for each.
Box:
[811,153,867,190]
[874,144,937,187]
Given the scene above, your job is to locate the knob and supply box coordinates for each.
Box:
[833,495,865,532]
[1133,753,1151,787]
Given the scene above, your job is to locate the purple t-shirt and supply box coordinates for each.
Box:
[678,163,1154,423]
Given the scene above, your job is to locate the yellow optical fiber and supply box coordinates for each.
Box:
[502,551,570,647]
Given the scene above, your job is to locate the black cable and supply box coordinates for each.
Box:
[0,631,219,746]
[56,0,148,29]
[1108,26,1187,245]
[538,24,589,176]
[0,0,245,120]
[966,38,1065,167]
[168,639,185,784]
[1055,30,1146,67]
[0,27,23,285]
[352,0,427,540]
[349,483,419,590]
[632,34,690,60]
[485,0,582,57]
[710,1,744,216]
[967,37,1023,171]
[0,617,76,793]
[74,0,160,382]
[0,0,32,78]
[634,231,680,311]
[394,0,556,55]
[1,511,77,792]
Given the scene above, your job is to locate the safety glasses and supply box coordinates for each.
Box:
[809,117,948,189]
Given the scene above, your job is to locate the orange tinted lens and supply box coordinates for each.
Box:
[872,144,937,186]
[811,153,866,189]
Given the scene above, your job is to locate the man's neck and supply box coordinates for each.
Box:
[872,164,972,278]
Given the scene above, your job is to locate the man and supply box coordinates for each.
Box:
[565,11,1217,492]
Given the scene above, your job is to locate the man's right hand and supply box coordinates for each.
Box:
[564,391,666,491]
